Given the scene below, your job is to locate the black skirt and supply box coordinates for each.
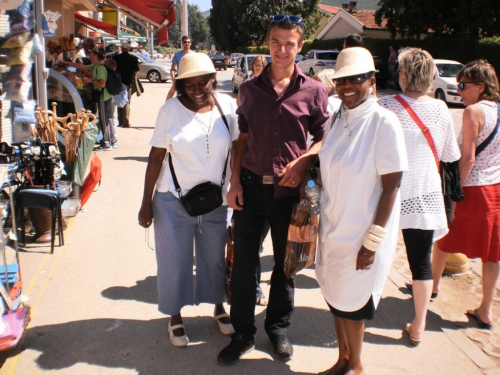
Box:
[327,296,375,321]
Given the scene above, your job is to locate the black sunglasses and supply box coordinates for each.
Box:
[182,41,191,44]
[270,14,303,25]
[457,81,482,90]
[333,73,374,86]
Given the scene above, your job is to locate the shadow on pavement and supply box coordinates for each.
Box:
[20,307,336,374]
[102,276,157,305]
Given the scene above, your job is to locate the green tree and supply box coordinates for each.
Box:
[376,0,500,39]
[210,0,321,51]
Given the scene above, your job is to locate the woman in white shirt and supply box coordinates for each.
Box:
[434,60,500,330]
[379,48,460,346]
[316,47,408,375]
[138,53,238,347]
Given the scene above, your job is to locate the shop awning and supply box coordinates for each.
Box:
[105,0,175,44]
[75,13,118,36]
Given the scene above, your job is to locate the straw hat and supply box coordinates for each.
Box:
[176,53,216,80]
[121,41,131,49]
[332,47,375,79]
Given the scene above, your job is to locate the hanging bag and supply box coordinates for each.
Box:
[168,95,230,217]
[394,95,464,224]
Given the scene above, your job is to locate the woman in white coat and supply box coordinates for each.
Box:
[316,47,408,375]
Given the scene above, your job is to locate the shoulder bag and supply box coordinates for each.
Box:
[168,95,231,216]
[475,102,500,157]
[394,95,464,225]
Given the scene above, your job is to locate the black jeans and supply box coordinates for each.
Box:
[230,168,299,342]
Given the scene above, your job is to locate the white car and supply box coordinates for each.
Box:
[228,53,243,67]
[297,50,339,77]
[153,52,165,59]
[429,59,464,105]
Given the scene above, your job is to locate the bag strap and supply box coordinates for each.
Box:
[476,102,500,157]
[394,95,440,170]
[168,95,231,195]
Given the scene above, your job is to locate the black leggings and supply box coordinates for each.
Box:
[402,229,434,281]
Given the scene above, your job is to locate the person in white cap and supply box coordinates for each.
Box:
[138,52,238,347]
[113,41,139,128]
[315,47,408,375]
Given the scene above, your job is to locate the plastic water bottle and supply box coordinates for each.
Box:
[304,180,320,214]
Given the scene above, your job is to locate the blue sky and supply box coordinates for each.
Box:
[188,0,211,12]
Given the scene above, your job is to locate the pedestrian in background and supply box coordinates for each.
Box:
[388,45,397,85]
[166,35,193,100]
[379,48,460,346]
[218,14,328,365]
[113,41,139,128]
[433,60,500,330]
[61,47,116,150]
[316,47,407,375]
[138,52,238,347]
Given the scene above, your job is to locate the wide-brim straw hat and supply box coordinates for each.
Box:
[332,47,375,79]
[176,53,216,80]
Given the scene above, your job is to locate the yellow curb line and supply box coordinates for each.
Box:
[6,219,75,375]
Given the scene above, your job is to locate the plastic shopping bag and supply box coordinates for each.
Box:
[283,202,319,278]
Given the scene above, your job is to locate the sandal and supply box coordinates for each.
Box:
[466,308,492,330]
[256,292,268,306]
[405,323,421,347]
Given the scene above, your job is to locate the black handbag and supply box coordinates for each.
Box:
[168,95,230,216]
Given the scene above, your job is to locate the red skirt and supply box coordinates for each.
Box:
[437,184,500,263]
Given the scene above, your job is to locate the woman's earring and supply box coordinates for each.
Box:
[368,87,373,94]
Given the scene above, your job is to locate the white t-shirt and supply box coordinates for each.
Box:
[316,97,408,311]
[378,95,460,239]
[150,93,238,205]
[460,100,500,187]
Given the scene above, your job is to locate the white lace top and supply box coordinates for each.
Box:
[459,100,500,187]
[379,95,460,238]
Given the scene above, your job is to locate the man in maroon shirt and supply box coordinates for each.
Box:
[218,15,329,365]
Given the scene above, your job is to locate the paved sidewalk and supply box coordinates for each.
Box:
[0,79,497,374]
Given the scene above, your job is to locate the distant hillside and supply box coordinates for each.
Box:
[319,0,380,10]
[201,10,210,19]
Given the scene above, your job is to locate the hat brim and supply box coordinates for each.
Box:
[332,67,375,80]
[176,70,216,80]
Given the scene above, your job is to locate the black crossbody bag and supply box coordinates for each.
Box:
[168,96,230,216]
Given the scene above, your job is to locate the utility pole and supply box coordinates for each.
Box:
[182,0,188,36]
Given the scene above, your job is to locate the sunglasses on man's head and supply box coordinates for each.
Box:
[270,14,303,25]
[457,81,481,90]
[332,73,374,86]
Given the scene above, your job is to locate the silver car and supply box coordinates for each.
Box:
[131,53,170,83]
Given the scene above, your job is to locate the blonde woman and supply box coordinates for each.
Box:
[433,60,500,330]
[312,69,338,115]
[379,48,460,345]
[236,55,268,106]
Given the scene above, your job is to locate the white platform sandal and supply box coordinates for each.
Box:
[214,308,235,335]
[168,320,189,347]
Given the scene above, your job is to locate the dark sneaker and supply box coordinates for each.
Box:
[269,335,293,361]
[217,336,255,365]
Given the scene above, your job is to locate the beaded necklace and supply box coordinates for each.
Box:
[194,104,215,161]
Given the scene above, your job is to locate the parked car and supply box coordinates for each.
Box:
[372,56,388,89]
[153,51,165,59]
[295,54,305,63]
[297,50,339,77]
[210,54,228,70]
[228,53,243,67]
[232,54,272,93]
[131,53,170,83]
[428,59,464,105]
